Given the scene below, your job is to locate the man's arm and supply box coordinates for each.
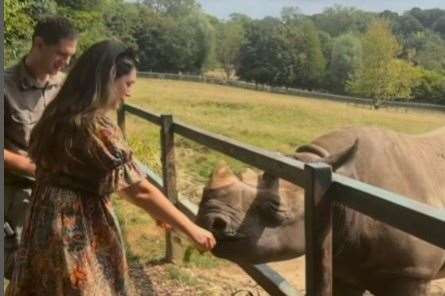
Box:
[4,149,36,177]
[3,90,36,177]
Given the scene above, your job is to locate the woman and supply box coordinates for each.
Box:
[7,40,216,295]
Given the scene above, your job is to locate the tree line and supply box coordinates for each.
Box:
[5,0,445,105]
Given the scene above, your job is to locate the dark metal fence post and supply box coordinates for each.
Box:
[160,115,181,263]
[304,163,333,296]
[117,105,126,138]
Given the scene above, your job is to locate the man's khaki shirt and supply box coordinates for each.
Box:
[4,58,65,184]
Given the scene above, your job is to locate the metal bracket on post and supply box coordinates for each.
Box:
[160,115,180,263]
[117,105,126,139]
[304,162,333,296]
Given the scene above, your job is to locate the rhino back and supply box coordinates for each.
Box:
[312,126,445,207]
[311,127,445,283]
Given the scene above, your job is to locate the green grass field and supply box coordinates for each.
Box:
[115,78,445,293]
[125,78,444,190]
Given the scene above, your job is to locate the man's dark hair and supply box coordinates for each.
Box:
[33,16,78,45]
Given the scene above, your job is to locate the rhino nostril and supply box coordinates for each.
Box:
[212,217,228,232]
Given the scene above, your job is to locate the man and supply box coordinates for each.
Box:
[4,16,78,279]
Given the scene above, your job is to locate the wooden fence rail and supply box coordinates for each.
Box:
[118,103,445,296]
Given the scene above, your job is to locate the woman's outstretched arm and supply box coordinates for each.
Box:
[119,179,216,251]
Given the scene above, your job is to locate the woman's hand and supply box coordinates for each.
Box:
[187,225,216,252]
[155,219,172,231]
[120,179,216,251]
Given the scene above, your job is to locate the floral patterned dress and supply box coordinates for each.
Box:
[6,115,145,296]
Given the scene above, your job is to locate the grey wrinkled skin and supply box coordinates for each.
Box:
[197,127,445,296]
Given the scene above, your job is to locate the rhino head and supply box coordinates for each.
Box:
[196,141,358,264]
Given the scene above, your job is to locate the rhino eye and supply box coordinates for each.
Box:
[264,199,281,211]
[259,199,289,224]
[261,199,285,216]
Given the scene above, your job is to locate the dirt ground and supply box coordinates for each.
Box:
[129,256,445,295]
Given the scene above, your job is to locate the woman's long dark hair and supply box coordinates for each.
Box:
[29,40,136,171]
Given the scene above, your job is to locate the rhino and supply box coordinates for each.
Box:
[196,127,445,296]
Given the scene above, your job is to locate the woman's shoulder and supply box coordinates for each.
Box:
[93,113,121,141]
[94,112,117,129]
[90,112,130,162]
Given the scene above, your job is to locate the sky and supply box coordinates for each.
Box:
[197,0,445,19]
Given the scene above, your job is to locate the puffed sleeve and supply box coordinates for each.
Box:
[92,115,146,194]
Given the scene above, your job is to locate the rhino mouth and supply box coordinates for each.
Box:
[215,230,248,242]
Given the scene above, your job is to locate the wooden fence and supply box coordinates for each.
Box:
[118,103,445,296]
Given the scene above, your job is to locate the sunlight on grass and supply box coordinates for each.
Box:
[115,78,444,289]
[166,265,200,286]
[130,78,444,152]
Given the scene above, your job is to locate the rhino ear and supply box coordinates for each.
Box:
[294,143,328,163]
[296,143,330,158]
[322,139,359,171]
[207,161,239,189]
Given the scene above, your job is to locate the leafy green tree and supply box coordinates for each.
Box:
[236,17,291,86]
[135,10,214,74]
[27,0,58,19]
[388,60,422,99]
[237,17,327,89]
[216,21,245,79]
[416,41,445,73]
[408,8,445,29]
[272,25,302,87]
[405,31,445,72]
[348,20,419,104]
[55,0,103,10]
[298,21,326,89]
[4,0,34,65]
[185,14,216,73]
[412,69,445,104]
[6,0,444,100]
[328,33,362,93]
[379,10,399,21]
[202,14,221,69]
[393,14,424,37]
[103,2,140,49]
[281,6,306,26]
[228,13,252,30]
[312,5,374,37]
[142,0,200,17]
[318,31,333,66]
[57,6,110,54]
[432,16,445,38]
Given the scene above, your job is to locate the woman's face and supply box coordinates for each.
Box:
[111,68,137,109]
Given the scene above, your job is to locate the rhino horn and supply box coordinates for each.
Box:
[261,171,280,192]
[208,161,239,189]
[241,168,260,187]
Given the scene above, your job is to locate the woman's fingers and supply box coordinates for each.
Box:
[207,235,216,249]
[192,227,216,251]
[155,219,172,231]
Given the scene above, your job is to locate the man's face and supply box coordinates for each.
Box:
[37,37,78,75]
